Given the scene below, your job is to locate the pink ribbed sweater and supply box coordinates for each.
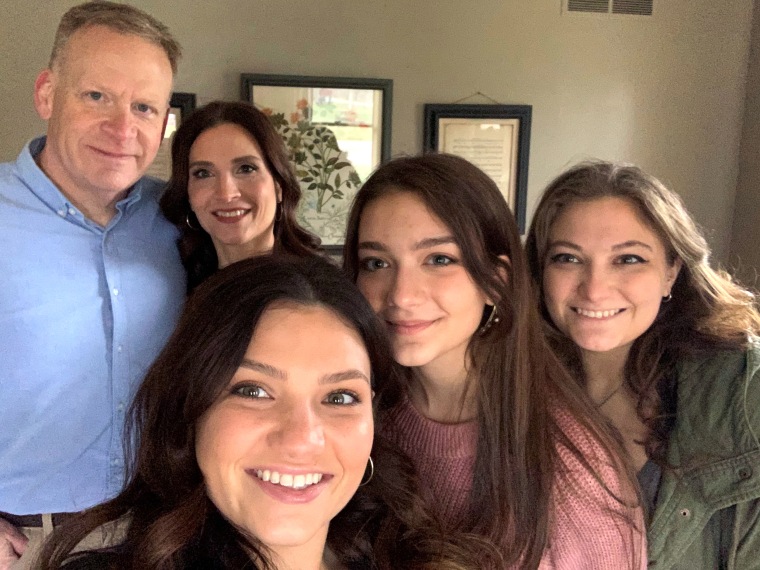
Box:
[383,397,646,569]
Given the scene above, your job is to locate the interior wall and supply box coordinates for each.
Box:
[732,0,760,287]
[0,0,753,263]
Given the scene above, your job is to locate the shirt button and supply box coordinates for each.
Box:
[738,467,753,480]
[111,458,120,466]
[112,288,119,296]
[57,209,66,217]
[116,345,123,353]
[117,402,125,412]
[68,207,77,216]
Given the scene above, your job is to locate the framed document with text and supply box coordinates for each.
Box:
[424,104,531,233]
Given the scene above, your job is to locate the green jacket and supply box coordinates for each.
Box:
[648,344,760,569]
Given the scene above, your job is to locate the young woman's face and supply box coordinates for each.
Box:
[355,191,489,377]
[195,303,373,556]
[187,122,280,256]
[542,197,680,358]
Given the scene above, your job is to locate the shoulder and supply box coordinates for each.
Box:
[674,343,760,452]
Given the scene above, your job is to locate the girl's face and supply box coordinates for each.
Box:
[355,191,489,378]
[542,196,680,359]
[195,303,373,558]
[187,122,280,258]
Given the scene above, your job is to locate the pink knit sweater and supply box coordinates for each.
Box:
[383,397,647,569]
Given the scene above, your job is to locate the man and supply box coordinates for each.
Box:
[0,3,186,568]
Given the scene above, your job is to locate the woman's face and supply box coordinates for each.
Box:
[355,191,489,377]
[187,122,280,257]
[542,196,680,358]
[195,303,374,556]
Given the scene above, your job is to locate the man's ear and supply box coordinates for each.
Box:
[34,70,55,121]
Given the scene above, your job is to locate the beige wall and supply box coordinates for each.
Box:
[0,0,753,262]
[732,0,760,287]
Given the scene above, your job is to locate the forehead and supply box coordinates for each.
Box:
[190,122,264,160]
[550,197,665,249]
[57,25,172,89]
[360,190,450,238]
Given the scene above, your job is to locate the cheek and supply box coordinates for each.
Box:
[356,276,385,313]
[334,414,374,472]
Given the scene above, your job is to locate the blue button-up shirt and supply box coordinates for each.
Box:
[0,137,186,514]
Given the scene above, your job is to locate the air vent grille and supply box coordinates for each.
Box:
[612,0,653,15]
[566,0,653,15]
[568,0,608,12]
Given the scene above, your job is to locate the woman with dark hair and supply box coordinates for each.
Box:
[37,256,472,570]
[160,101,321,291]
[343,154,646,568]
[526,160,760,568]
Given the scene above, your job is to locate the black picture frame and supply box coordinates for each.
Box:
[424,104,531,233]
[170,92,197,120]
[242,74,393,253]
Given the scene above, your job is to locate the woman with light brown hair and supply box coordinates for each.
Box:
[526,160,760,568]
[343,154,646,568]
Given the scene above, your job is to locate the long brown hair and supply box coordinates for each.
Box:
[160,101,321,291]
[344,154,640,568]
[38,255,477,569]
[526,160,760,463]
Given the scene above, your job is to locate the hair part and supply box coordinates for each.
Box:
[50,1,181,74]
[526,159,760,464]
[160,101,321,291]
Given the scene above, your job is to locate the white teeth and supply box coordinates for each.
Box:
[575,308,622,319]
[215,209,247,217]
[255,469,323,489]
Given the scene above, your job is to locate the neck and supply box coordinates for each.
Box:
[267,530,332,570]
[36,147,126,226]
[409,361,477,423]
[214,233,275,268]
[580,346,629,405]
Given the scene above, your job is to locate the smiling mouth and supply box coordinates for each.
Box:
[254,469,324,490]
[573,308,625,319]
[213,209,249,218]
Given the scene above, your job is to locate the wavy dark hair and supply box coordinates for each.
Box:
[38,255,479,570]
[343,154,641,568]
[160,101,321,291]
[526,160,760,464]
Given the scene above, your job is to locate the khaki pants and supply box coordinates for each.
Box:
[11,515,124,570]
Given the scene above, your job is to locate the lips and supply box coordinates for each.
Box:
[387,320,434,335]
[247,468,333,504]
[212,208,250,223]
[573,307,625,319]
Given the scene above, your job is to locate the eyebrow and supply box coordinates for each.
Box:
[547,239,653,252]
[239,359,370,385]
[189,155,264,169]
[358,235,457,252]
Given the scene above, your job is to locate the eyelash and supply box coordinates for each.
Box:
[548,253,648,265]
[324,390,361,406]
[358,257,388,272]
[232,383,271,399]
[427,254,456,266]
[231,384,361,406]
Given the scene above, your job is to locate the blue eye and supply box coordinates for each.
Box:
[324,391,359,406]
[233,384,271,399]
[134,102,153,114]
[359,257,388,272]
[549,253,580,264]
[428,254,455,266]
[85,91,103,101]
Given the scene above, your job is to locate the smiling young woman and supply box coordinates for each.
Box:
[343,154,646,569]
[526,161,760,569]
[36,256,472,570]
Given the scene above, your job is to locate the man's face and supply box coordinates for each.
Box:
[34,25,173,202]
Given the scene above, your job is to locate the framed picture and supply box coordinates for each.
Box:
[146,92,197,180]
[424,104,531,233]
[241,73,393,253]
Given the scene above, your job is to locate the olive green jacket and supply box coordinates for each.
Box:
[648,344,760,569]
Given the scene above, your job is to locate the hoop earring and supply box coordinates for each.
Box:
[359,456,374,486]
[185,212,200,230]
[662,292,672,303]
[275,201,283,222]
[479,305,500,335]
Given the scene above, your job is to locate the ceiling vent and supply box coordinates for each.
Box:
[566,0,653,16]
